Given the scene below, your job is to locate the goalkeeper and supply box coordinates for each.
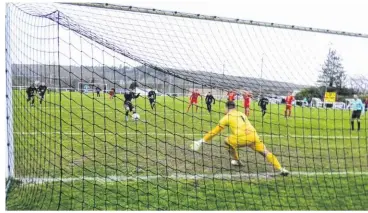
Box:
[191,101,289,176]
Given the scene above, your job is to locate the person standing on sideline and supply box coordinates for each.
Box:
[348,95,365,131]
[365,97,368,112]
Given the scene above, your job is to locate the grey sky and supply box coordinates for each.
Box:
[8,1,368,85]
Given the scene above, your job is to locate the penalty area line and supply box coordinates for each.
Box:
[16,171,368,185]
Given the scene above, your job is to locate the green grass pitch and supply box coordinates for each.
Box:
[6,91,368,210]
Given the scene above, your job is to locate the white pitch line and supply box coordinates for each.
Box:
[15,171,368,185]
[13,132,364,139]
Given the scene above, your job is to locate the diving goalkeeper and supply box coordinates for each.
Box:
[191,101,289,176]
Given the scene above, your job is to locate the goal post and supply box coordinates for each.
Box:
[5,4,14,182]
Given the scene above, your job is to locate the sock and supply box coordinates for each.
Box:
[262,111,266,117]
[265,153,282,171]
[351,121,354,130]
[357,121,360,130]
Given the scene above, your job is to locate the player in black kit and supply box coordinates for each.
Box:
[205,92,216,113]
[95,86,101,97]
[147,90,156,110]
[37,82,47,104]
[124,90,140,121]
[26,84,37,107]
[258,95,269,117]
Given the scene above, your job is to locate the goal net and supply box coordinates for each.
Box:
[5,3,368,210]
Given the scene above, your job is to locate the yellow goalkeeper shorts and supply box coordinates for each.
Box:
[225,133,265,153]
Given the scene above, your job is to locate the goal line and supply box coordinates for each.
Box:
[16,171,368,185]
[13,131,363,139]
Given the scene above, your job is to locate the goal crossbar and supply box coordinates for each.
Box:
[62,3,368,38]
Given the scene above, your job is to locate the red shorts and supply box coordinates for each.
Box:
[286,105,292,110]
[190,99,198,104]
[244,104,250,108]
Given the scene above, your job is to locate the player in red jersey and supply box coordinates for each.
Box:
[227,90,237,102]
[186,89,201,113]
[243,91,252,116]
[285,92,294,118]
[109,88,115,100]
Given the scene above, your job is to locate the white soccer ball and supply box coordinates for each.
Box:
[132,113,140,121]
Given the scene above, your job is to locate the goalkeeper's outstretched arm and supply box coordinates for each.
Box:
[191,125,224,150]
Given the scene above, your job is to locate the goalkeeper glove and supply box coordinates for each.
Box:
[190,139,205,151]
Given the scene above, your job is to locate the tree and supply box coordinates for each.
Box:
[295,86,324,100]
[318,48,346,89]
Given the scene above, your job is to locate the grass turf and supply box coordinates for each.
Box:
[6,91,368,210]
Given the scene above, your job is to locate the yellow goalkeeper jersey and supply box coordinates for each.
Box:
[203,110,257,142]
[218,110,256,136]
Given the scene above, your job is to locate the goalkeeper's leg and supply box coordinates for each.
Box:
[225,136,242,166]
[225,143,239,161]
[247,140,288,175]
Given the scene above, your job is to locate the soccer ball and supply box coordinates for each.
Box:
[132,113,140,121]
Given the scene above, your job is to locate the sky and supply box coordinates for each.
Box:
[5,1,368,86]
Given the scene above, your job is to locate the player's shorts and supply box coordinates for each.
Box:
[286,104,292,110]
[190,99,198,104]
[351,110,362,119]
[149,98,155,104]
[225,132,265,153]
[124,101,134,112]
[244,104,250,108]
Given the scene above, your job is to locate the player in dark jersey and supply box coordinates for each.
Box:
[26,84,37,106]
[258,95,269,117]
[96,86,101,97]
[124,90,140,121]
[205,92,216,112]
[147,90,156,110]
[37,83,47,104]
